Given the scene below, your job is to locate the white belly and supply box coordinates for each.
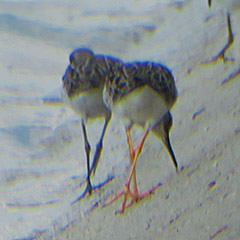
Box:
[113,86,169,128]
[62,88,109,121]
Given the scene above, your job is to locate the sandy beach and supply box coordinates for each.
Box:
[0,0,239,239]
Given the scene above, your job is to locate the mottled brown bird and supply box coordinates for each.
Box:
[103,61,178,213]
[62,48,122,197]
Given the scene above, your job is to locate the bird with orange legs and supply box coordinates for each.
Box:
[103,61,178,213]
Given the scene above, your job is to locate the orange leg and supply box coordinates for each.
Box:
[105,128,161,214]
[126,127,138,195]
[125,129,150,193]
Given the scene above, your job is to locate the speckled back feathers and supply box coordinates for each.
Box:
[62,48,123,99]
[104,61,177,109]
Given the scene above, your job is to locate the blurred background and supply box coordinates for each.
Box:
[0,0,239,239]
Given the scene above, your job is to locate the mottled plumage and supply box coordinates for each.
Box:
[103,61,178,213]
[62,48,122,197]
[104,61,177,128]
[63,49,98,98]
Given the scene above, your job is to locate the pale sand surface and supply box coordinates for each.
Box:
[40,61,240,240]
[47,67,240,240]
[0,0,240,239]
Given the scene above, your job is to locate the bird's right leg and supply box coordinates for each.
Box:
[81,119,92,194]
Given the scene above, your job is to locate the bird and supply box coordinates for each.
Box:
[62,48,122,198]
[152,111,178,171]
[103,61,178,213]
[207,0,240,62]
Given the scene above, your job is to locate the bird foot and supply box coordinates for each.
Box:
[71,175,114,205]
[203,44,234,64]
[104,182,162,214]
[209,50,234,64]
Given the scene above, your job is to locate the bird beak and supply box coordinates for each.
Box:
[208,0,212,8]
[164,134,178,171]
